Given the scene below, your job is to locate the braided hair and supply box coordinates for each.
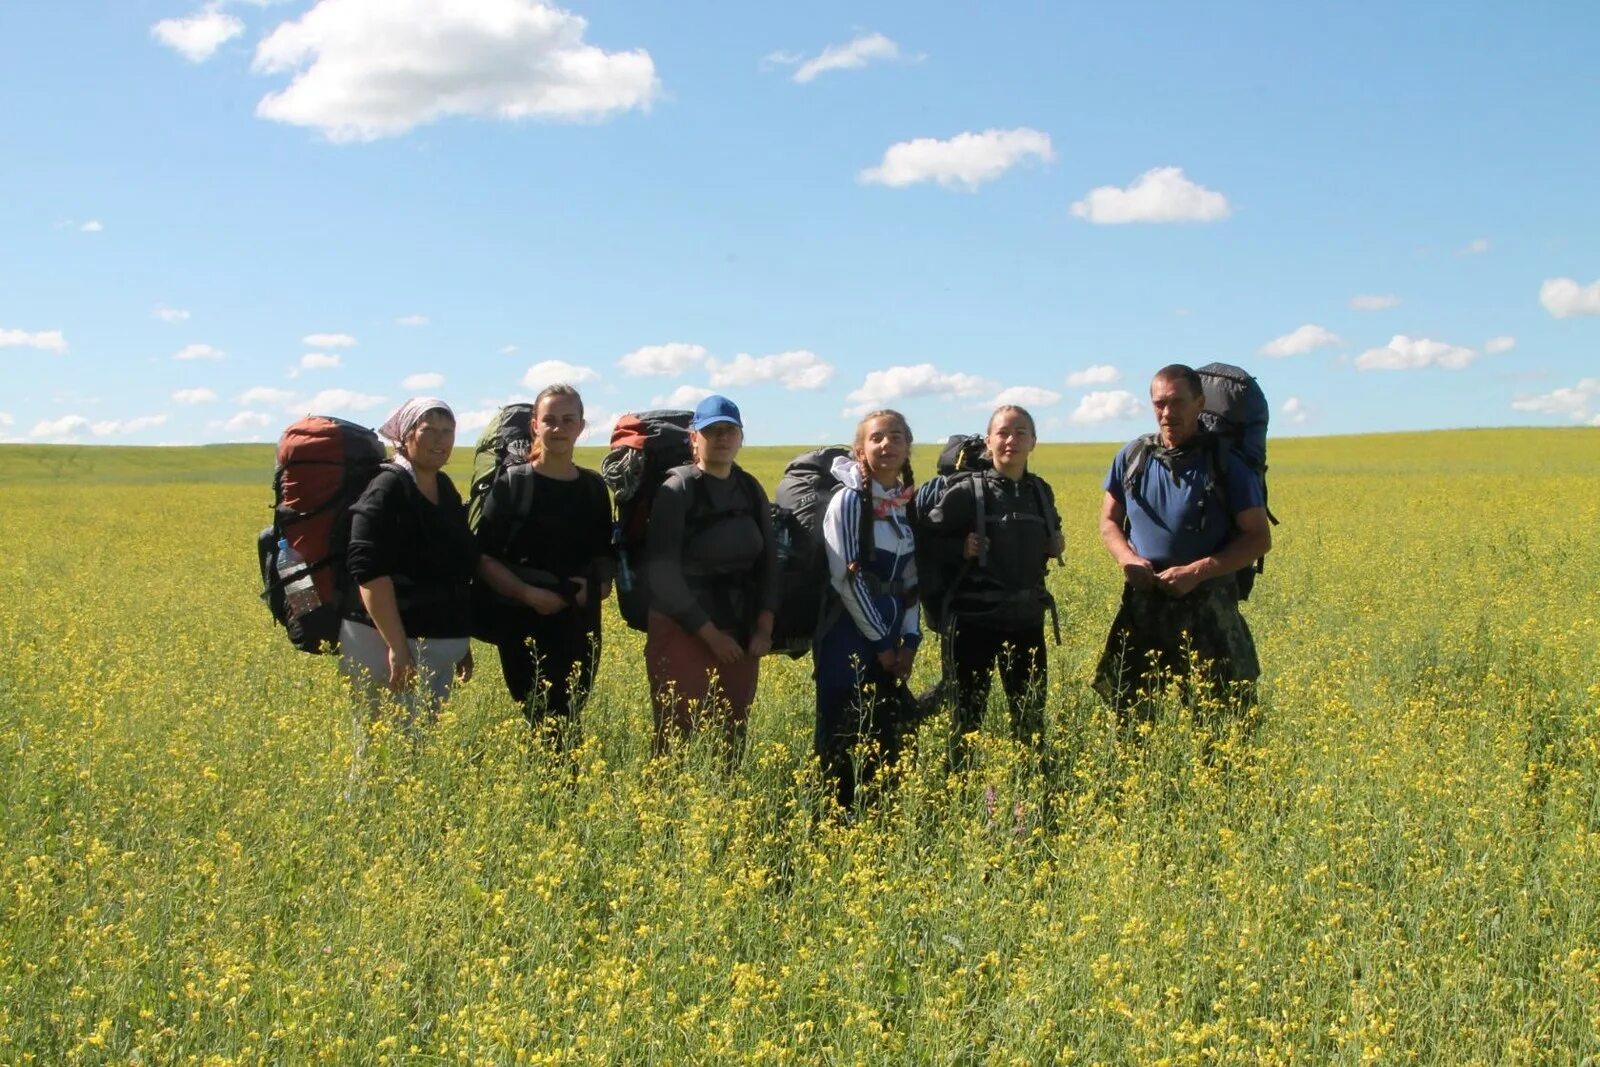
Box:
[849,409,915,573]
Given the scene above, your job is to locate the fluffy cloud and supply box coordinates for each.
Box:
[0,413,11,428]
[989,385,1062,408]
[238,385,295,405]
[154,306,191,323]
[302,332,357,347]
[212,410,275,434]
[152,4,244,62]
[1484,335,1517,355]
[1511,378,1600,425]
[618,342,709,376]
[707,350,833,391]
[1540,277,1600,319]
[302,388,387,413]
[1065,364,1120,387]
[844,363,998,415]
[252,0,659,142]
[1459,237,1490,256]
[174,343,224,360]
[777,32,904,83]
[32,415,92,439]
[859,128,1054,192]
[522,359,598,389]
[1070,166,1230,224]
[91,415,169,436]
[1070,390,1142,424]
[1354,335,1478,371]
[402,372,445,390]
[1259,324,1342,358]
[1282,396,1308,425]
[1350,294,1401,311]
[172,388,219,405]
[0,327,69,353]
[79,220,104,233]
[300,352,342,369]
[395,314,429,327]
[652,385,713,409]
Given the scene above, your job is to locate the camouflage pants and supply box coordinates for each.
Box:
[1092,577,1260,713]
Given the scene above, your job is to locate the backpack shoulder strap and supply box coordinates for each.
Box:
[1120,434,1160,500]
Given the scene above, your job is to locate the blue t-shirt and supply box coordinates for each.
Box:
[1103,439,1264,566]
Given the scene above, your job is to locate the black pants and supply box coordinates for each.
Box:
[814,658,912,812]
[494,609,600,747]
[947,618,1047,771]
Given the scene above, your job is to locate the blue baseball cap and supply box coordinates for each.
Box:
[691,394,743,431]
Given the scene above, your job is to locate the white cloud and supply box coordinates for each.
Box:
[500,344,520,355]
[300,352,342,369]
[152,4,244,62]
[301,388,387,413]
[32,415,92,439]
[154,306,191,323]
[402,372,445,390]
[1459,237,1490,256]
[1484,335,1517,355]
[79,220,104,233]
[252,0,660,142]
[455,406,500,436]
[522,359,598,388]
[174,343,224,361]
[1070,166,1230,224]
[1354,334,1478,371]
[0,327,69,353]
[1540,277,1600,318]
[1070,390,1142,424]
[618,342,709,376]
[707,350,833,391]
[395,314,429,327]
[1065,364,1120,387]
[1512,378,1600,424]
[786,32,903,83]
[211,410,275,434]
[1259,324,1343,358]
[988,385,1062,408]
[1350,294,1401,311]
[302,332,357,347]
[843,363,997,415]
[172,388,219,405]
[651,385,714,409]
[859,128,1054,192]
[1281,396,1308,425]
[238,385,295,405]
[0,413,11,428]
[92,415,169,437]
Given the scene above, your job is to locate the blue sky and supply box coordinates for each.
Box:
[2,0,1597,446]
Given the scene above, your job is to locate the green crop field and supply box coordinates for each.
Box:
[2,429,1598,1065]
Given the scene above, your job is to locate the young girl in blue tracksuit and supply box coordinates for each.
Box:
[813,409,921,811]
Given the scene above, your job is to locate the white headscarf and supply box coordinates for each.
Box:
[379,397,453,447]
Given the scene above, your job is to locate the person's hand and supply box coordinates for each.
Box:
[894,647,916,680]
[386,646,417,693]
[569,576,589,608]
[963,533,990,561]
[747,628,772,658]
[1155,563,1203,598]
[525,587,567,616]
[456,648,474,683]
[1122,557,1157,590]
[702,628,745,666]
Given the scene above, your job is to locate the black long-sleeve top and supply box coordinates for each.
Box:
[346,468,478,638]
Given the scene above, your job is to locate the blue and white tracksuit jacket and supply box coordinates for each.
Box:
[813,455,921,694]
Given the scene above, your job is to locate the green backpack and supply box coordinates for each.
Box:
[466,404,535,533]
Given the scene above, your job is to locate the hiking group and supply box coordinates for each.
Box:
[260,362,1274,809]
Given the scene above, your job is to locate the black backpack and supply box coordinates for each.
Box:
[257,416,388,653]
[599,410,696,631]
[1121,362,1276,599]
[466,403,535,534]
[914,436,1061,639]
[768,446,854,657]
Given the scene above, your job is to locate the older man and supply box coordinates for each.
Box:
[1094,364,1272,712]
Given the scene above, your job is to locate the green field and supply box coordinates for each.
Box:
[3,429,1599,1064]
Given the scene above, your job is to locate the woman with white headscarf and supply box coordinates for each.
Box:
[341,398,476,726]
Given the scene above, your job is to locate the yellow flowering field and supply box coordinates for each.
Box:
[2,428,1598,1065]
